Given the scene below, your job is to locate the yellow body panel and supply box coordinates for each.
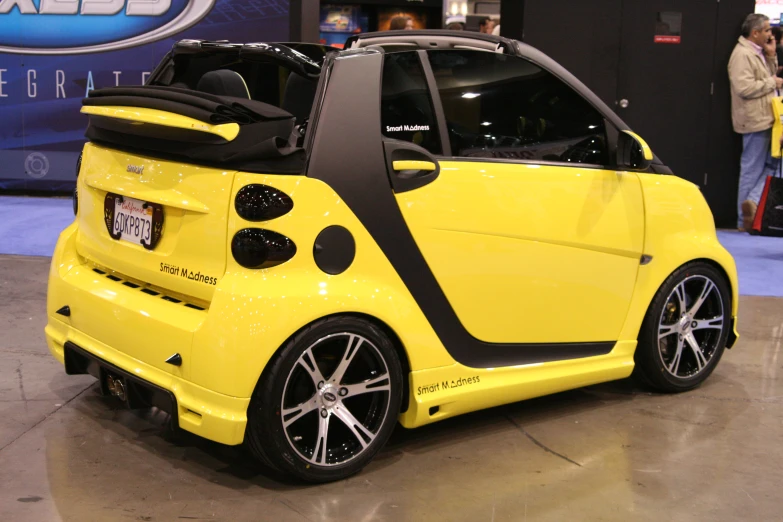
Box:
[81,106,240,142]
[772,98,783,158]
[46,223,249,445]
[46,143,739,446]
[76,143,234,303]
[394,161,645,343]
[617,174,740,341]
[187,172,456,397]
[400,341,636,428]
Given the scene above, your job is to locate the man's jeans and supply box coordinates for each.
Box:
[739,129,779,227]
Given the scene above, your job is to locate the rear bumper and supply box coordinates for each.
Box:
[46,321,249,447]
[46,222,248,445]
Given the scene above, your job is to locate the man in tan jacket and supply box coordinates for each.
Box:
[728,13,783,231]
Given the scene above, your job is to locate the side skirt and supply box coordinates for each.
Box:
[399,341,637,428]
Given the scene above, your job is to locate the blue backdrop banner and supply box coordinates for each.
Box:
[0,0,290,191]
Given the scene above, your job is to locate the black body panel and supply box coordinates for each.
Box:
[307,50,615,368]
[64,342,178,419]
[313,226,356,275]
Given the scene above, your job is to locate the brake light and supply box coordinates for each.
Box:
[231,229,296,269]
[235,184,293,221]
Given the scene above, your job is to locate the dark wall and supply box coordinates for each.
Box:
[520,0,622,107]
[503,0,756,228]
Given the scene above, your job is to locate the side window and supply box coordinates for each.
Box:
[427,50,609,165]
[381,52,442,155]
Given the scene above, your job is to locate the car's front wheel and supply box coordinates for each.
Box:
[246,316,403,482]
[634,262,732,392]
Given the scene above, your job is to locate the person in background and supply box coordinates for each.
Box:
[728,13,783,231]
[478,17,495,34]
[445,15,466,31]
[774,26,783,76]
[390,15,414,31]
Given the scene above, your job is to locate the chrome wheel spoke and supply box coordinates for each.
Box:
[685,333,708,371]
[342,374,391,398]
[282,398,319,428]
[298,347,326,388]
[688,279,715,316]
[658,323,678,340]
[313,414,330,465]
[332,404,376,449]
[693,316,724,331]
[673,283,687,314]
[329,334,364,385]
[668,337,685,375]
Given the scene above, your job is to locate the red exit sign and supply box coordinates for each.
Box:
[654,35,681,44]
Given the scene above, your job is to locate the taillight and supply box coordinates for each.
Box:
[231,229,296,269]
[73,152,82,216]
[235,184,293,221]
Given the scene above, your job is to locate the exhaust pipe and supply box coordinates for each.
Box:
[106,375,127,402]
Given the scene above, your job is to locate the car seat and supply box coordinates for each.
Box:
[196,70,251,99]
[282,72,318,126]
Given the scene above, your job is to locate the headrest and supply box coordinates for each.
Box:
[196,70,251,99]
[282,73,318,125]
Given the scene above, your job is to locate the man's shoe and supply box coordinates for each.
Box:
[741,199,758,232]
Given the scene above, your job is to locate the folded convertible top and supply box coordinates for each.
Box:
[81,86,305,174]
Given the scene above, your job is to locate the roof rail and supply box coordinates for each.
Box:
[345,30,516,54]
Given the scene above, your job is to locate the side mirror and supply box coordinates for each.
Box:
[617,130,653,171]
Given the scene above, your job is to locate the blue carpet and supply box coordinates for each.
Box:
[0,196,73,257]
[0,196,781,296]
[716,230,783,297]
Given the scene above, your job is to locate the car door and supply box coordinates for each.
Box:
[381,50,645,345]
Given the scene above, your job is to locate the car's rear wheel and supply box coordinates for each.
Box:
[246,316,403,482]
[634,262,732,392]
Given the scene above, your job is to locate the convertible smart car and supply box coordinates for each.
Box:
[46,31,739,482]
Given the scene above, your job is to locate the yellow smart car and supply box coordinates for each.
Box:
[46,32,739,482]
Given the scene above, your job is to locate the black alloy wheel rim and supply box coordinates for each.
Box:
[657,275,726,379]
[281,333,392,466]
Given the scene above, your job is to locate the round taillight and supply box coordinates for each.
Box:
[235,184,293,221]
[231,229,297,269]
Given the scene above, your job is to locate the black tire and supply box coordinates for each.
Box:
[246,316,403,483]
[634,261,732,393]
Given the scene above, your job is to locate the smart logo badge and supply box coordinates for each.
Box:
[0,0,216,54]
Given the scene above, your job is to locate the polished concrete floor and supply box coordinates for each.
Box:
[1,255,781,522]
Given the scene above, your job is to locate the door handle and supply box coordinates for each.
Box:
[392,160,437,172]
[383,140,441,193]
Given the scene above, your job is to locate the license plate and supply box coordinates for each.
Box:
[104,194,164,250]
